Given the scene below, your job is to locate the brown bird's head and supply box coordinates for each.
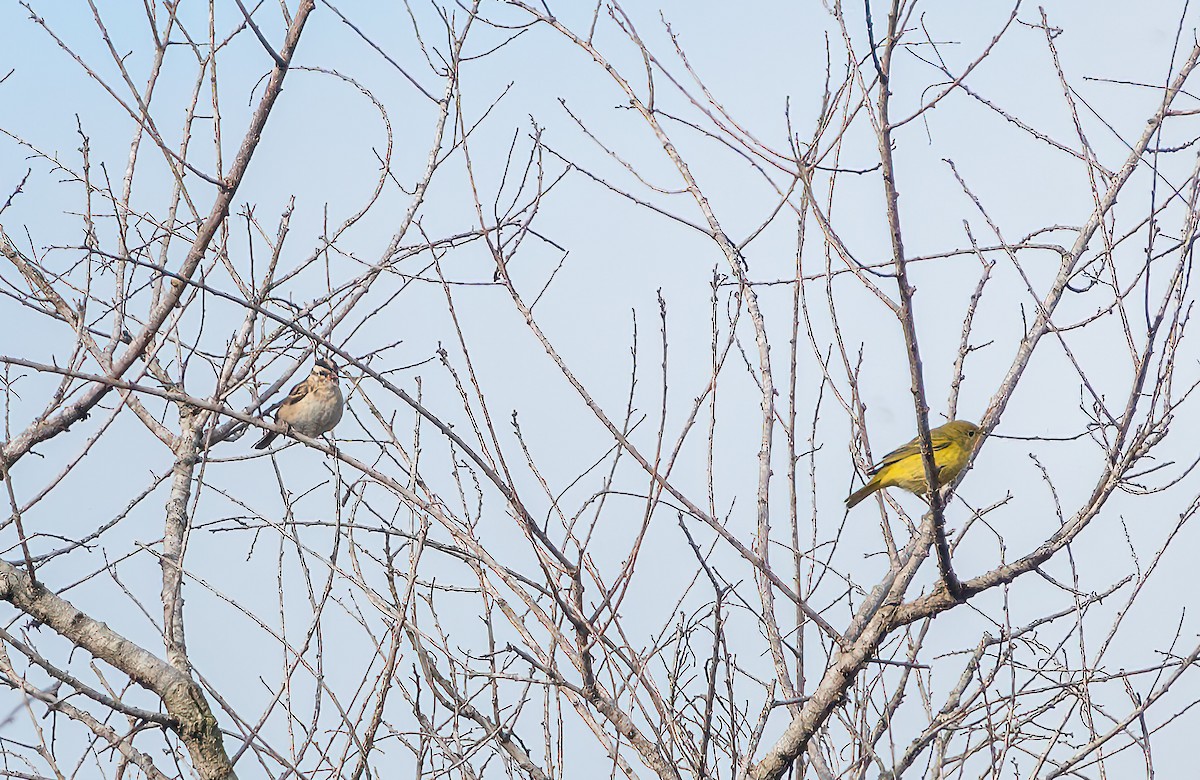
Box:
[313,358,339,384]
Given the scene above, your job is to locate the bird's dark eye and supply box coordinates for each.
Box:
[968,431,976,437]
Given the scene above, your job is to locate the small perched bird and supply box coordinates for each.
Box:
[254,359,344,450]
[845,420,980,508]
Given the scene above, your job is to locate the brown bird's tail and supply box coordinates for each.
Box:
[253,431,278,450]
[845,482,878,508]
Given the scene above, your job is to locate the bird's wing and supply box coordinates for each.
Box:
[872,432,952,472]
[277,379,311,414]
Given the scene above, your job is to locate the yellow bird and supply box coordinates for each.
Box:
[845,420,980,508]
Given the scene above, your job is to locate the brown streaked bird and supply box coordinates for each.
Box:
[254,359,344,450]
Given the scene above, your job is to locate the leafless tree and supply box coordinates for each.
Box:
[2,1,1199,778]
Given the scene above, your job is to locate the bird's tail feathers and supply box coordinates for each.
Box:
[845,481,878,508]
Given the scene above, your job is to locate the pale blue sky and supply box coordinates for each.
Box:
[2,1,1200,777]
